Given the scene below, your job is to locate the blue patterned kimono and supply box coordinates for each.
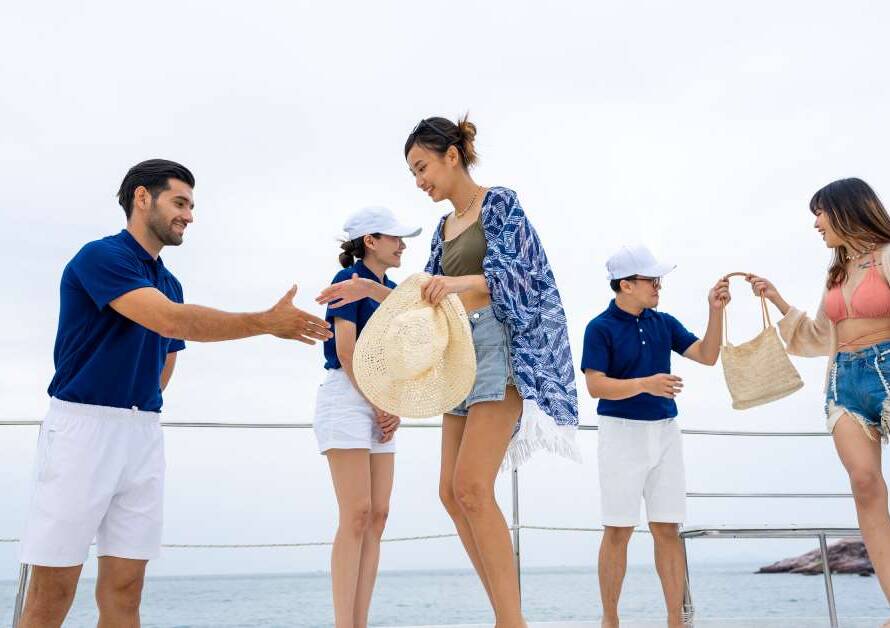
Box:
[426,186,580,467]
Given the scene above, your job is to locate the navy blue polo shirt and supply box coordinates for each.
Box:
[323,260,396,370]
[47,230,186,412]
[580,299,698,420]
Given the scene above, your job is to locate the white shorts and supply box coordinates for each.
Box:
[19,398,165,567]
[597,415,685,527]
[313,369,396,455]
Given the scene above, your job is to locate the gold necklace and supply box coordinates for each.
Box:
[847,243,876,263]
[455,185,482,219]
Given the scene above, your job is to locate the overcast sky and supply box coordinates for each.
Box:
[2,0,890,588]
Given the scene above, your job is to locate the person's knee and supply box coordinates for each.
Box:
[97,571,144,615]
[649,522,681,543]
[602,526,634,547]
[369,508,389,538]
[98,583,143,616]
[453,475,493,516]
[24,573,78,620]
[341,499,372,537]
[849,468,886,506]
[439,481,462,517]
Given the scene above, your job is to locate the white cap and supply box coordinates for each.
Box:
[605,244,676,280]
[343,206,422,241]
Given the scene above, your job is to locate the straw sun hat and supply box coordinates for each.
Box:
[353,273,477,418]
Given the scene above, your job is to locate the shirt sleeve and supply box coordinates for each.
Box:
[325,270,359,324]
[580,320,611,373]
[71,241,153,310]
[666,314,699,355]
[777,289,832,357]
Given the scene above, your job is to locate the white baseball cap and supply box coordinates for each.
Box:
[343,206,422,241]
[605,244,676,280]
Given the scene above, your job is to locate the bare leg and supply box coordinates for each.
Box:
[833,414,890,601]
[19,565,82,628]
[326,449,372,628]
[96,557,147,628]
[598,526,633,628]
[649,522,685,627]
[452,386,525,628]
[353,453,394,628]
[439,413,494,604]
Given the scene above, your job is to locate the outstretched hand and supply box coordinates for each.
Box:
[316,274,376,308]
[265,285,332,344]
[745,274,780,301]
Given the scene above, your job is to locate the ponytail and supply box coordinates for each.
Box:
[338,234,381,268]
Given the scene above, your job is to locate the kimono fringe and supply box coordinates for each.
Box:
[502,400,582,471]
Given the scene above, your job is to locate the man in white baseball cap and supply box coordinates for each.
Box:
[605,243,677,283]
[581,244,730,628]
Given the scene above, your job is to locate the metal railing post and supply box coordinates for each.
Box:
[13,563,29,627]
[817,533,839,628]
[680,536,694,624]
[511,466,521,603]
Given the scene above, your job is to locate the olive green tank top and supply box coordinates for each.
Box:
[441,217,487,277]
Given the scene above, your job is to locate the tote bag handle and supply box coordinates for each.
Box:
[722,272,771,346]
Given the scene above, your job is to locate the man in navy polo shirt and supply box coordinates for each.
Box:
[19,159,332,628]
[581,244,729,628]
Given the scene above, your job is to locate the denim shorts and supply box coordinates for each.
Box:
[826,340,890,441]
[450,305,514,416]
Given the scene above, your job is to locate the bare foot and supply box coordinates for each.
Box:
[600,617,619,628]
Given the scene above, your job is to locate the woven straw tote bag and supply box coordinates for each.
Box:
[720,272,804,410]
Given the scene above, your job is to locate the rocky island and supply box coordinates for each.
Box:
[758,538,872,576]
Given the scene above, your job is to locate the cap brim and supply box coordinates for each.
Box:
[637,262,676,278]
[381,223,422,238]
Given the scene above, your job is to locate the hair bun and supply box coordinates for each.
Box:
[456,114,478,167]
[339,239,357,268]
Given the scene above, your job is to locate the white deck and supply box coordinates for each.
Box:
[395,620,887,628]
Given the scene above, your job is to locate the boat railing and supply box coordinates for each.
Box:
[0,420,855,628]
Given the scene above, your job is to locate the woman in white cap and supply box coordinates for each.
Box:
[314,206,421,628]
[322,116,580,627]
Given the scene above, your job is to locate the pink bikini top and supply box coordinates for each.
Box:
[825,254,890,324]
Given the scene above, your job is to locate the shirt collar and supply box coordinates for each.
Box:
[354,259,387,284]
[608,299,652,320]
[119,229,160,264]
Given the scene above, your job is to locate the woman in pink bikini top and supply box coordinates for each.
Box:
[745,177,890,605]
[824,250,890,334]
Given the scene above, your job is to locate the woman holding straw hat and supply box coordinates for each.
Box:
[314,206,421,628]
[319,115,579,627]
[747,178,890,603]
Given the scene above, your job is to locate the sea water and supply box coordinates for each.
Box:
[1,564,888,627]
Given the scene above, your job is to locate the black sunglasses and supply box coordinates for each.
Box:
[412,118,458,145]
[628,276,662,289]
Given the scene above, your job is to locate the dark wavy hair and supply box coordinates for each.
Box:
[117,159,194,219]
[810,178,890,288]
[403,115,478,168]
